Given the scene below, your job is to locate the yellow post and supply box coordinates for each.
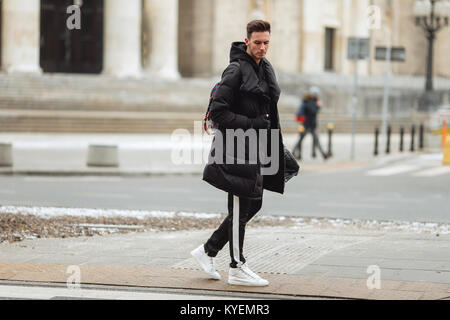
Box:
[443,137,450,165]
[443,119,447,149]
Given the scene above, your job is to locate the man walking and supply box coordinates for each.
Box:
[292,86,330,161]
[190,20,286,287]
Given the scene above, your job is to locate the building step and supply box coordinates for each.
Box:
[0,109,430,134]
[0,73,431,134]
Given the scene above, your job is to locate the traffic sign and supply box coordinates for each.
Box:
[347,37,370,60]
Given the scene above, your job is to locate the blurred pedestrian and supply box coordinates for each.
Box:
[292,86,330,161]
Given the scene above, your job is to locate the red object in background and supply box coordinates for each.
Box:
[296,115,306,123]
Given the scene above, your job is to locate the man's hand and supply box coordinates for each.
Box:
[250,114,271,129]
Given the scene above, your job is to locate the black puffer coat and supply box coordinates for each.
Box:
[202,42,285,200]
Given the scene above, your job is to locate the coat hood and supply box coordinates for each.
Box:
[229,41,279,102]
[230,41,265,70]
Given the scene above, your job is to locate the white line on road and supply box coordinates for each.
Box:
[412,166,450,177]
[366,165,422,176]
[419,153,443,161]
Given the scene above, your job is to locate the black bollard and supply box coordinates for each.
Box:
[410,125,416,152]
[419,123,424,151]
[400,127,404,152]
[374,127,379,156]
[386,125,391,154]
[327,123,334,157]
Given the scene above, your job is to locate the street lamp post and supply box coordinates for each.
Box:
[414,0,450,92]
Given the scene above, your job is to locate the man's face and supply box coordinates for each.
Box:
[245,31,270,62]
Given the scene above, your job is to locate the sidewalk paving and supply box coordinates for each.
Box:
[0,132,448,299]
[0,133,440,175]
[0,225,449,300]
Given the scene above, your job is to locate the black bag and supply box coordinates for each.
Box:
[283,146,300,183]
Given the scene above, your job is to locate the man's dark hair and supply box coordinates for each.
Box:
[247,20,271,39]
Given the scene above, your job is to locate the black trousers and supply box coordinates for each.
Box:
[204,192,263,268]
[293,127,327,159]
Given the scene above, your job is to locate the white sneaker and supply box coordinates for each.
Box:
[228,263,269,286]
[190,245,221,280]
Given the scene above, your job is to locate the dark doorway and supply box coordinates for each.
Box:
[40,0,104,73]
[0,3,2,70]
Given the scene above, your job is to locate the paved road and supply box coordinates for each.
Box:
[1,154,449,223]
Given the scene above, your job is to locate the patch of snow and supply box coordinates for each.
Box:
[0,206,220,220]
[177,212,221,219]
[296,216,450,234]
[1,205,449,235]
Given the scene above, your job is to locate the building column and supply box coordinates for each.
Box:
[212,0,250,75]
[143,0,180,79]
[300,0,324,73]
[270,0,300,73]
[103,0,142,78]
[1,0,41,74]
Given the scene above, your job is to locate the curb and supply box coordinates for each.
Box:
[0,152,432,177]
[0,262,449,300]
[0,280,321,300]
[0,170,203,177]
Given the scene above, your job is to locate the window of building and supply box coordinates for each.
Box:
[324,27,335,71]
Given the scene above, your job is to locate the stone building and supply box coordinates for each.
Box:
[1,0,449,79]
[0,0,449,134]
